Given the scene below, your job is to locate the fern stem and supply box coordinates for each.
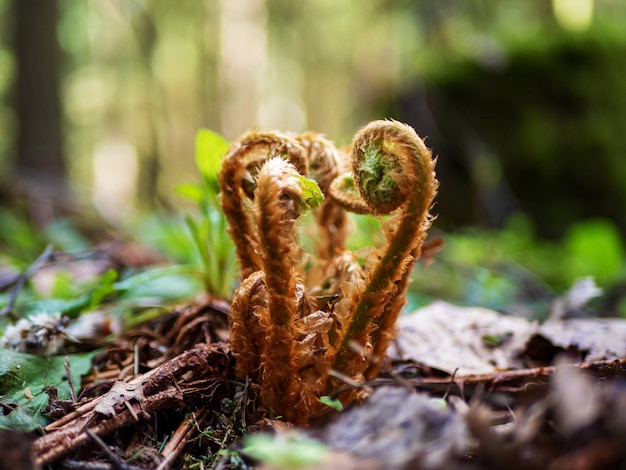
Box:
[219,131,307,279]
[297,132,351,262]
[253,157,322,418]
[331,120,438,380]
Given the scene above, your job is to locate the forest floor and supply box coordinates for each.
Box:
[3,253,626,470]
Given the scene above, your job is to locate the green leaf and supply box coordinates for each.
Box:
[44,219,91,252]
[0,349,98,431]
[113,265,198,291]
[319,395,344,412]
[242,434,328,469]
[194,129,230,185]
[26,297,91,319]
[113,265,201,301]
[565,219,625,285]
[174,183,205,205]
[88,269,118,309]
[120,272,201,300]
[26,269,118,319]
[296,175,324,209]
[48,270,76,299]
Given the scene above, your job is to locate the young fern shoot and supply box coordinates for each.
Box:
[219,131,308,278]
[221,120,437,423]
[253,157,323,416]
[329,120,438,382]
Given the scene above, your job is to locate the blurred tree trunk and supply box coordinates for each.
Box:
[219,0,266,139]
[14,0,66,224]
[15,0,64,178]
[131,9,162,210]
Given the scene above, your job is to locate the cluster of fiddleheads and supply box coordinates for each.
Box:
[219,120,437,423]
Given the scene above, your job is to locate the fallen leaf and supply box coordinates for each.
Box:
[94,381,145,417]
[392,301,626,375]
[390,301,534,375]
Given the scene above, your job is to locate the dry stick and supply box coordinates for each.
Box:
[409,358,626,396]
[157,410,209,470]
[36,388,182,466]
[86,430,140,470]
[0,244,53,319]
[65,356,78,403]
[45,355,168,432]
[34,343,229,466]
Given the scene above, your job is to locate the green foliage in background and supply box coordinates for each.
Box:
[426,25,626,236]
[408,215,626,318]
[176,129,237,297]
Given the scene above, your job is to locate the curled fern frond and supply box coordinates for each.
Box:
[331,120,438,381]
[224,120,438,423]
[219,131,307,278]
[251,157,324,419]
[298,132,352,261]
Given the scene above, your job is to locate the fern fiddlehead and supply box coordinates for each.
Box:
[297,132,351,262]
[219,131,308,279]
[224,120,437,423]
[330,120,438,380]
[252,157,323,420]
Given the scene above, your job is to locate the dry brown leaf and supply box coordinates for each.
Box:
[93,381,145,418]
[390,301,534,375]
[391,301,626,375]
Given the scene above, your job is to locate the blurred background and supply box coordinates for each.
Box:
[2,0,626,311]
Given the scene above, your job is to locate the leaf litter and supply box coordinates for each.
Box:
[0,280,623,469]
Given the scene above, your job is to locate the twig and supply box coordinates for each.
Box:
[408,357,626,397]
[65,356,78,403]
[0,244,53,319]
[34,343,230,467]
[63,460,116,469]
[87,430,142,470]
[442,368,459,401]
[157,410,209,470]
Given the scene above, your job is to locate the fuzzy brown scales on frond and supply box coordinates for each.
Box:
[297,132,351,262]
[330,120,438,382]
[219,121,437,424]
[219,131,308,279]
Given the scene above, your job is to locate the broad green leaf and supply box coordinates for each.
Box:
[88,269,118,309]
[26,270,118,319]
[194,129,230,185]
[0,349,98,431]
[44,219,90,252]
[565,219,625,285]
[319,395,344,412]
[242,434,328,469]
[26,297,91,319]
[113,265,198,291]
[49,270,75,299]
[174,183,205,205]
[119,272,201,300]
